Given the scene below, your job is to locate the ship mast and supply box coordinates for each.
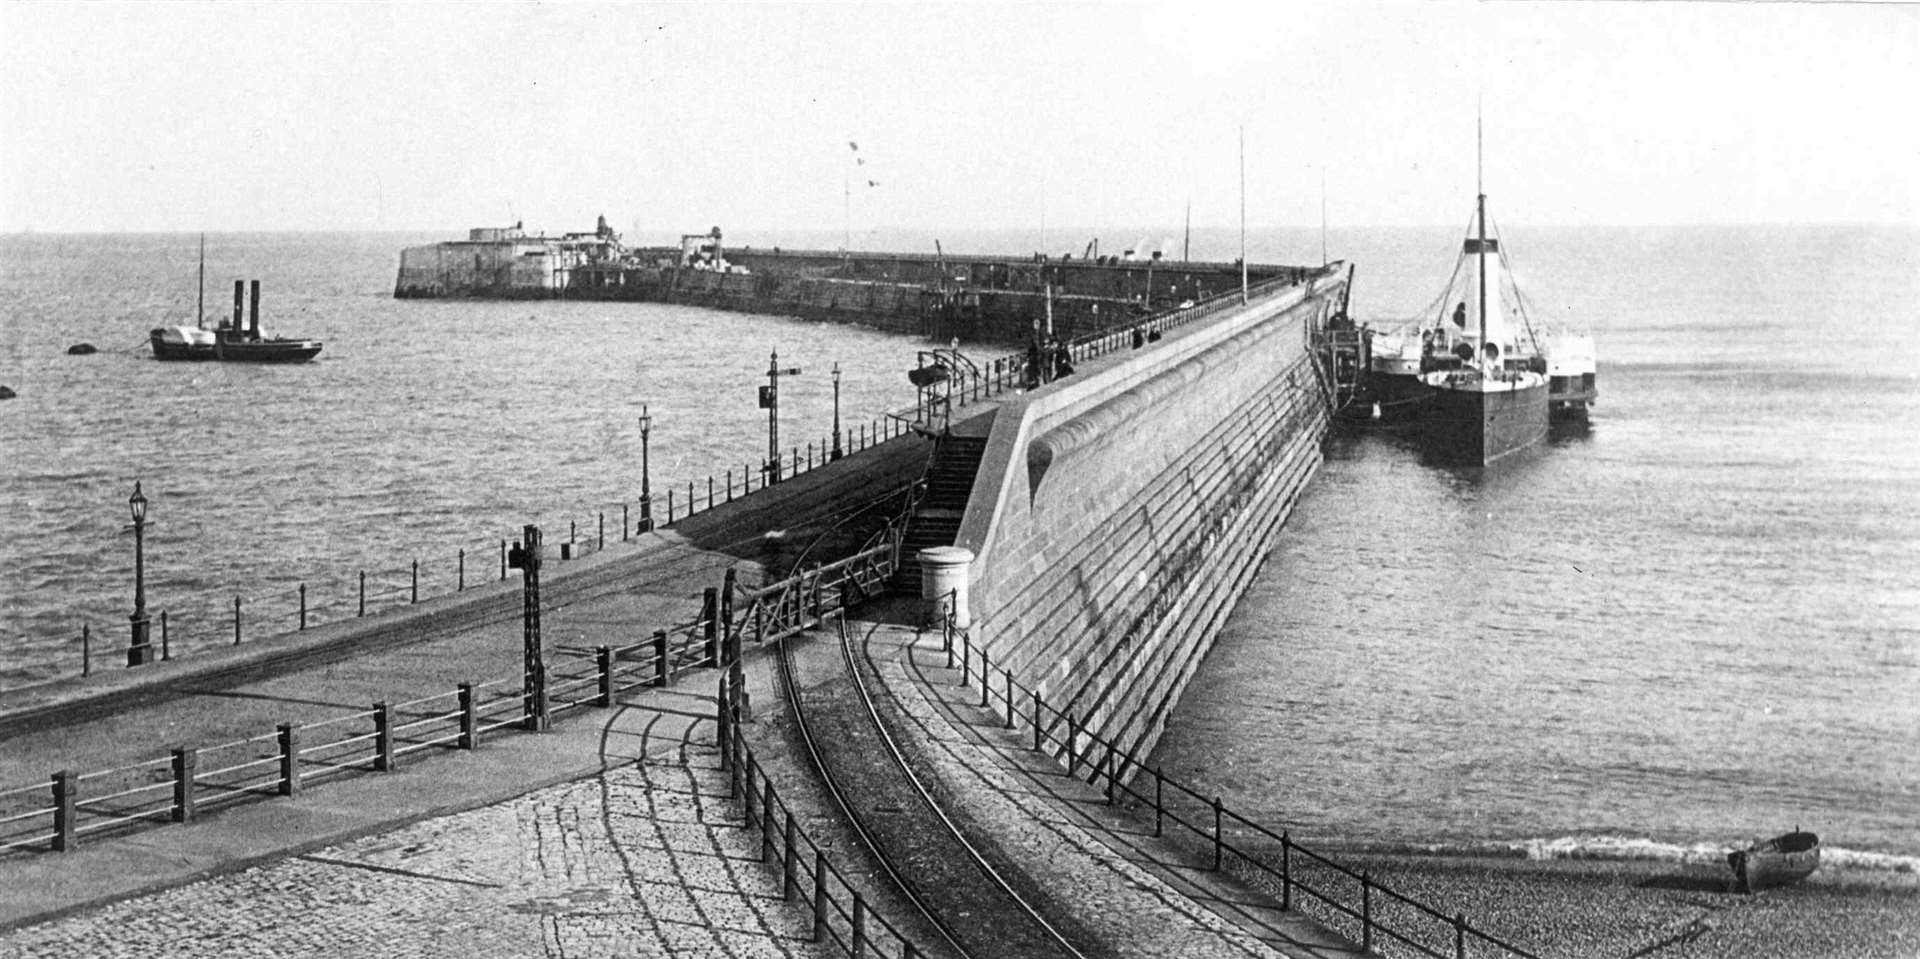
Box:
[1476,110,1487,367]
[196,233,206,330]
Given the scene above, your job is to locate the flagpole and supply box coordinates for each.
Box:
[843,171,850,253]
[1239,125,1248,305]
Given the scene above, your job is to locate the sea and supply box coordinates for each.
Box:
[3,224,1917,875]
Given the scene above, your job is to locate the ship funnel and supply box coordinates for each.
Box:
[249,280,262,339]
[232,280,244,331]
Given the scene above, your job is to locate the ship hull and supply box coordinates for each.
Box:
[1420,375,1549,465]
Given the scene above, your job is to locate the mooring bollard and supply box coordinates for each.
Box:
[160,610,170,660]
[458,550,465,591]
[411,560,418,603]
[299,584,308,628]
[80,624,90,676]
[598,511,604,549]
[359,571,367,616]
[500,539,507,581]
[232,596,242,645]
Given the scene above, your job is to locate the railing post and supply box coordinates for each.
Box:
[459,549,466,590]
[1104,746,1115,804]
[622,503,629,540]
[51,770,75,852]
[81,624,90,677]
[1154,768,1164,837]
[742,756,756,828]
[411,560,419,603]
[160,611,169,660]
[278,723,301,797]
[374,701,394,772]
[1212,796,1223,870]
[598,511,605,549]
[703,587,720,667]
[716,677,731,772]
[500,539,507,581]
[1066,710,1079,776]
[853,893,868,955]
[1032,689,1042,751]
[759,780,775,862]
[783,810,799,901]
[597,646,614,707]
[1281,832,1292,911]
[232,596,242,645]
[1455,913,1467,959]
[359,571,367,616]
[1004,670,1014,729]
[810,849,830,943]
[299,584,307,629]
[653,630,670,687]
[980,651,990,707]
[458,682,476,749]
[1362,872,1374,953]
[171,746,197,823]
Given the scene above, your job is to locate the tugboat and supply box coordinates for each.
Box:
[151,236,322,363]
[1414,187,1549,465]
[152,279,321,363]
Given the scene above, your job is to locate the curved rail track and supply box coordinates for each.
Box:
[775,615,1092,959]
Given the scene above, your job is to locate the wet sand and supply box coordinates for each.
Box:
[1302,853,1920,959]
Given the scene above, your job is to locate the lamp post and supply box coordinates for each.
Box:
[831,361,843,461]
[127,482,153,667]
[638,405,654,533]
[761,350,801,483]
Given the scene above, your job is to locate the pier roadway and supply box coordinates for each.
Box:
[766,612,1360,959]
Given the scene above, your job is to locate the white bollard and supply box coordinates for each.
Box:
[918,546,975,630]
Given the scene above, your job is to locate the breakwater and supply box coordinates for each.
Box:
[956,270,1345,775]
[395,224,1308,345]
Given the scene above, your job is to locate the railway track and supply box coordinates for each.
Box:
[776,614,1093,959]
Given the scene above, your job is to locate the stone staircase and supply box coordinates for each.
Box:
[894,434,987,589]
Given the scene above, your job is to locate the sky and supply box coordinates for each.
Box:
[2,1,1916,235]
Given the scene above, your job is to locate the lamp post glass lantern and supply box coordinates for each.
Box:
[831,361,843,460]
[638,405,654,532]
[127,482,153,666]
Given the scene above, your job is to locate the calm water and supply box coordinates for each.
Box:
[1152,222,1920,871]
[4,225,1916,873]
[0,230,941,687]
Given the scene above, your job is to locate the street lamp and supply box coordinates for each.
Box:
[831,361,843,460]
[638,405,654,533]
[127,482,153,667]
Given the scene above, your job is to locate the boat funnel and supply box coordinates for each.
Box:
[249,280,261,338]
[232,280,244,331]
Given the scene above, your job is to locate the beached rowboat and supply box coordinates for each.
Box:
[1727,830,1820,892]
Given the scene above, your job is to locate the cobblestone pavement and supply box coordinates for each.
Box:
[1,708,829,959]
